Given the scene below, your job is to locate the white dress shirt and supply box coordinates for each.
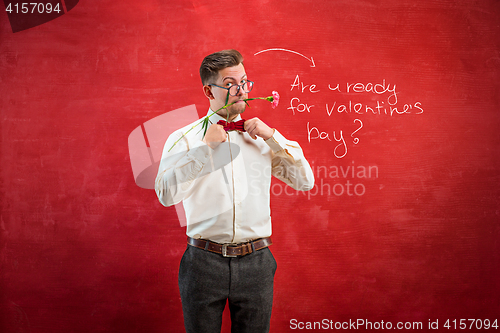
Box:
[155,109,315,244]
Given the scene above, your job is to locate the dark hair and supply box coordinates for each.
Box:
[199,49,244,85]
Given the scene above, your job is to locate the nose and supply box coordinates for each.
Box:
[236,84,246,97]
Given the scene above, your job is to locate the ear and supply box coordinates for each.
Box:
[203,85,215,100]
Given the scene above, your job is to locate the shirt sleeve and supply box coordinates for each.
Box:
[155,128,211,207]
[265,129,315,191]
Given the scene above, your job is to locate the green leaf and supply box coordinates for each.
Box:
[200,117,210,138]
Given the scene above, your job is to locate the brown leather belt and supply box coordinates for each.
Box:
[187,237,272,257]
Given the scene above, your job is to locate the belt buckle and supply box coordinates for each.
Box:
[222,244,237,257]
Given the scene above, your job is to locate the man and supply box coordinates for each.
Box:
[155,49,314,333]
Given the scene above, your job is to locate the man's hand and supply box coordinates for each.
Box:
[203,123,227,149]
[244,118,274,140]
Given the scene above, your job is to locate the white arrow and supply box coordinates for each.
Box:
[254,48,315,67]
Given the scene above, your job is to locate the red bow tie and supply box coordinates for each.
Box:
[217,119,246,132]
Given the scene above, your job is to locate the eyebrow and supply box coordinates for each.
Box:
[222,74,247,82]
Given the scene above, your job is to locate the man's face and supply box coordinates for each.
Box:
[207,63,248,120]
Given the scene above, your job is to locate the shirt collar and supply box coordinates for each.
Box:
[206,109,242,124]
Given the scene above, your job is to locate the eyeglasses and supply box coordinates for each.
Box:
[209,81,254,96]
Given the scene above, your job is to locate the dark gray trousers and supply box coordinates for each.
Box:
[179,244,277,333]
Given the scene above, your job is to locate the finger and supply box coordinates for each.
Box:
[249,129,257,140]
[218,127,227,136]
[245,124,254,138]
[243,120,252,132]
[244,119,259,130]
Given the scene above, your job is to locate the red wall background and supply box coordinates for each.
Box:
[1,1,499,332]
